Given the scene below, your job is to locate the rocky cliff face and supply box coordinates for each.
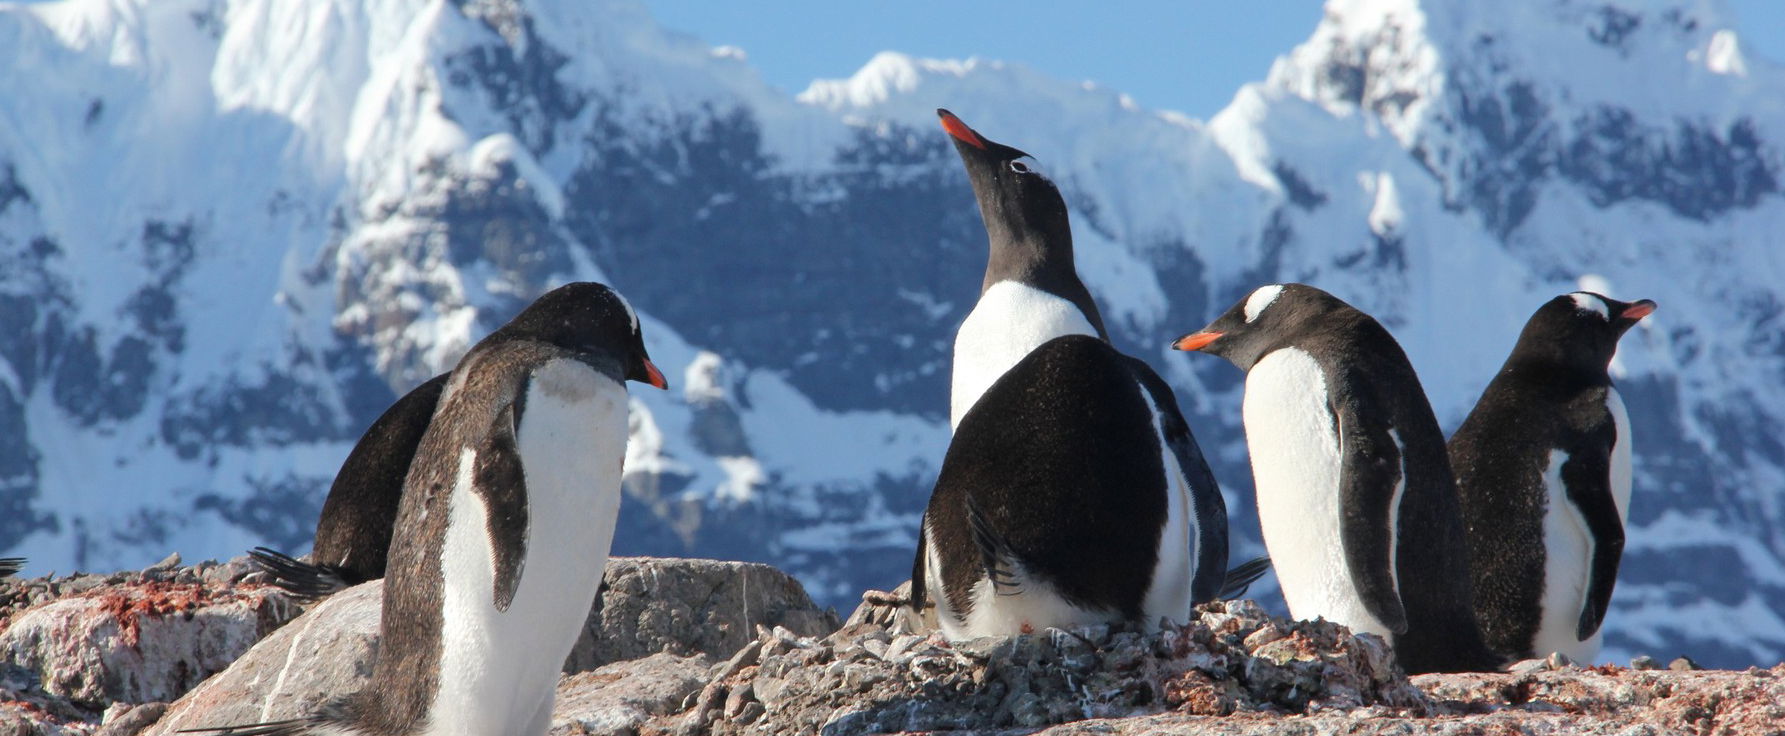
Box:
[2,0,1783,666]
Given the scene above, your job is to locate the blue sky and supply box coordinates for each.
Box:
[642,1,1785,120]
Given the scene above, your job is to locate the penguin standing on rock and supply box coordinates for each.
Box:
[189,282,667,736]
[1450,291,1655,664]
[939,109,1108,430]
[1172,284,1499,674]
[912,334,1230,638]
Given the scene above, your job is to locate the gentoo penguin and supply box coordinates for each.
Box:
[250,374,450,599]
[0,557,21,578]
[939,109,1109,430]
[911,334,1230,638]
[1172,284,1499,674]
[192,282,666,736]
[1449,291,1656,663]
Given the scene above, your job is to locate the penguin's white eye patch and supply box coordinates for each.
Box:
[1007,155,1048,179]
[1244,284,1286,323]
[1569,292,1609,320]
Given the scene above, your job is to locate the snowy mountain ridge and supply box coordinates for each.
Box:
[2,0,1783,666]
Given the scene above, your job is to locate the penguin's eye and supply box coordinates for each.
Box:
[1007,155,1048,180]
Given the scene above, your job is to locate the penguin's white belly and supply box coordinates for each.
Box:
[925,525,1119,640]
[1535,449,1598,662]
[950,281,1097,430]
[434,361,627,736]
[1606,387,1633,525]
[1244,349,1395,638]
[1137,390,1197,626]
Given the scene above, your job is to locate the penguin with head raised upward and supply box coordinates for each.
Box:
[912,333,1231,638]
[190,282,667,736]
[939,109,1108,431]
[1172,284,1499,674]
[1450,291,1655,663]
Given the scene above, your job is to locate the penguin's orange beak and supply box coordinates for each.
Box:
[1171,332,1223,351]
[641,359,669,390]
[938,109,987,150]
[1620,300,1656,321]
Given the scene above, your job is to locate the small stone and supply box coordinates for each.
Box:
[1630,655,1659,670]
[145,552,181,573]
[1546,651,1575,669]
[1509,657,1552,675]
[1668,656,1702,671]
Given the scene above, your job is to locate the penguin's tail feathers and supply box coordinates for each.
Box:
[1219,556,1272,601]
[175,718,313,735]
[248,547,352,601]
[964,494,1022,596]
[0,557,23,578]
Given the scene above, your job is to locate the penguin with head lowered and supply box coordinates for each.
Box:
[1450,291,1655,663]
[912,333,1232,638]
[939,109,1108,430]
[190,282,667,736]
[1172,284,1499,674]
[251,374,449,598]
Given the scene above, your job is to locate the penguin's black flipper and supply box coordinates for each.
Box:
[473,402,530,612]
[175,718,311,735]
[1335,403,1410,636]
[1128,358,1229,604]
[1220,556,1272,600]
[1561,443,1626,641]
[248,548,351,600]
[0,557,23,578]
[909,516,929,613]
[964,493,1021,595]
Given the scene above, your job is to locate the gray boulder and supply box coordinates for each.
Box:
[142,581,381,736]
[548,652,713,736]
[566,557,840,671]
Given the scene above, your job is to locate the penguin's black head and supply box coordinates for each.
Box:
[937,109,1072,270]
[1514,291,1656,373]
[495,282,668,390]
[1170,283,1357,371]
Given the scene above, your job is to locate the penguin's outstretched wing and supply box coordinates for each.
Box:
[1129,360,1229,604]
[1334,398,1410,635]
[1560,434,1625,641]
[1220,556,1272,600]
[248,548,352,600]
[965,493,1021,595]
[473,402,530,612]
[0,558,22,578]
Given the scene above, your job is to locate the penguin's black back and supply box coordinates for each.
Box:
[311,373,448,585]
[918,335,1174,622]
[1450,300,1628,659]
[1302,303,1501,673]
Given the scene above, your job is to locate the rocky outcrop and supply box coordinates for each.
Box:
[7,554,1785,736]
[0,555,295,735]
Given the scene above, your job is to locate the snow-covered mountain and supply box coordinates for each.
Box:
[2,0,1781,666]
